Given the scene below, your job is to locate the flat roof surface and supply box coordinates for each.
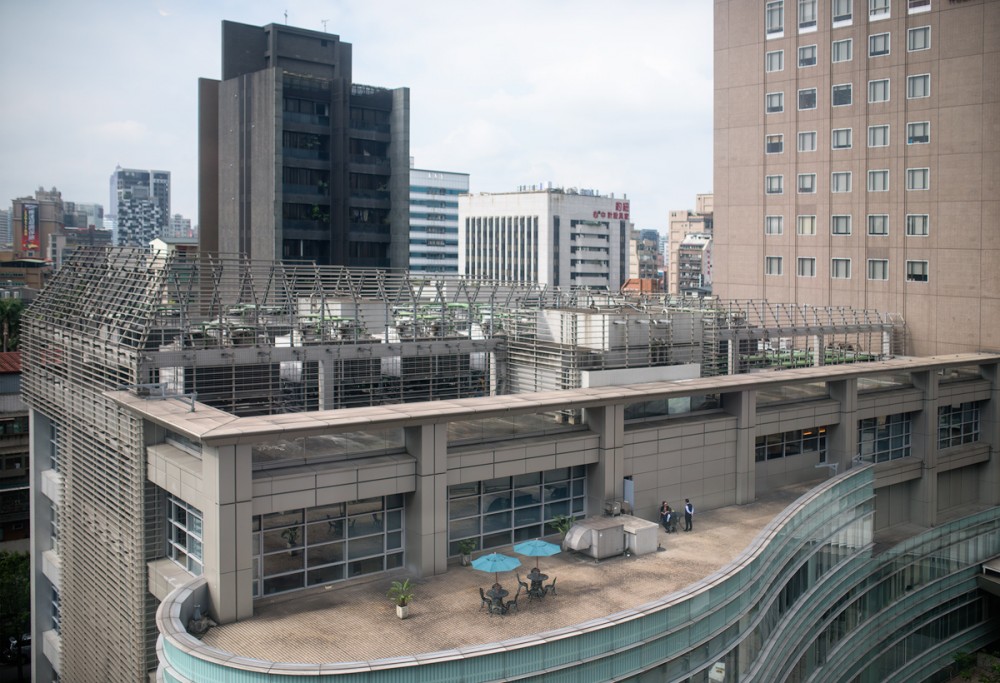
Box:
[200,484,811,664]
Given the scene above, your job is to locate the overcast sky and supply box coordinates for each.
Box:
[0,0,713,232]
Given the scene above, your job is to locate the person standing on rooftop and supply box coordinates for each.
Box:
[684,499,694,532]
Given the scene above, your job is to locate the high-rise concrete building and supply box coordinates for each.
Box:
[11,187,64,261]
[168,213,193,239]
[459,187,632,290]
[0,209,11,248]
[198,20,410,268]
[713,0,999,356]
[667,194,713,296]
[109,166,171,247]
[408,166,467,274]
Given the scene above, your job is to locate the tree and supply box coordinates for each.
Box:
[0,551,30,639]
[0,300,23,352]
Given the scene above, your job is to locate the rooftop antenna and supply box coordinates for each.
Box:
[284,10,288,24]
[321,19,328,32]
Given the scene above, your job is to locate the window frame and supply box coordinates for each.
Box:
[798,130,818,152]
[908,0,932,15]
[868,78,890,103]
[868,124,890,148]
[798,44,818,67]
[765,255,784,276]
[767,0,785,36]
[765,215,784,235]
[831,258,851,279]
[907,121,930,145]
[798,87,818,110]
[869,0,890,21]
[833,0,853,24]
[867,258,889,280]
[906,214,929,237]
[907,74,931,99]
[832,127,852,149]
[797,214,817,236]
[831,171,852,193]
[906,167,930,191]
[799,0,818,30]
[908,26,931,51]
[766,133,784,154]
[831,215,852,236]
[766,91,785,114]
[867,214,889,236]
[766,175,784,194]
[868,32,890,57]
[906,260,929,282]
[766,49,785,72]
[832,83,853,107]
[796,257,817,278]
[868,169,889,192]
[797,172,817,194]
[832,38,853,63]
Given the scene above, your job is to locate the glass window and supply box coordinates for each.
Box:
[907,168,929,190]
[766,92,785,113]
[765,256,783,275]
[906,214,929,236]
[798,88,817,110]
[868,124,890,147]
[765,216,784,235]
[869,0,890,20]
[908,26,931,51]
[868,214,889,235]
[833,0,852,23]
[907,74,930,99]
[832,128,852,149]
[909,0,931,14]
[797,215,817,235]
[869,33,890,57]
[832,84,852,106]
[868,169,889,192]
[766,50,784,72]
[831,258,851,279]
[832,38,853,62]
[799,45,817,67]
[798,131,817,152]
[767,1,785,35]
[756,427,829,461]
[797,257,816,277]
[906,260,929,282]
[858,413,911,463]
[832,171,852,192]
[799,0,817,29]
[766,134,784,154]
[798,173,816,193]
[938,402,980,449]
[867,259,889,280]
[167,494,204,576]
[832,215,852,235]
[907,121,930,144]
[869,79,890,103]
[766,175,784,194]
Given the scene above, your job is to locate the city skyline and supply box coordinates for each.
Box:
[0,0,713,234]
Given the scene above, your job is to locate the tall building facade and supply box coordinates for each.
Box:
[198,21,411,268]
[0,209,11,249]
[408,166,468,274]
[667,194,713,296]
[11,187,64,261]
[109,166,171,247]
[713,0,999,356]
[459,188,632,290]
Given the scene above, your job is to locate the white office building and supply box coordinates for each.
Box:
[409,167,468,274]
[459,188,632,290]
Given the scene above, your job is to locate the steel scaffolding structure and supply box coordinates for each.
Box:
[21,247,905,681]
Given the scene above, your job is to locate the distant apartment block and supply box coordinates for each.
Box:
[199,21,410,267]
[168,214,194,239]
[667,194,713,296]
[713,0,999,355]
[109,166,170,247]
[629,228,663,283]
[459,187,632,290]
[0,210,10,248]
[409,167,467,274]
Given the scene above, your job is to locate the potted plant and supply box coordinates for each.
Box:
[281,527,301,555]
[457,538,477,566]
[387,578,414,619]
[551,514,573,548]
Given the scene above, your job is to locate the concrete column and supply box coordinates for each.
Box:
[722,389,757,504]
[811,334,824,366]
[979,362,1000,506]
[828,378,858,474]
[404,423,449,577]
[583,404,625,515]
[317,357,338,410]
[909,370,940,526]
[200,442,254,624]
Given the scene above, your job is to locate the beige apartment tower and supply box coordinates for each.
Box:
[713,0,1000,356]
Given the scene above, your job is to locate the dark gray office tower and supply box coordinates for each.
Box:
[199,21,410,267]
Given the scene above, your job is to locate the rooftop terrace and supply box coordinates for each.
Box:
[199,484,810,664]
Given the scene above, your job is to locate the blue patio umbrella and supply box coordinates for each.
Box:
[513,539,561,572]
[471,552,521,585]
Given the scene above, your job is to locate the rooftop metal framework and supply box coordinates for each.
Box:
[20,247,904,681]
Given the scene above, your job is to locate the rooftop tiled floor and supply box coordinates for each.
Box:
[202,484,812,664]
